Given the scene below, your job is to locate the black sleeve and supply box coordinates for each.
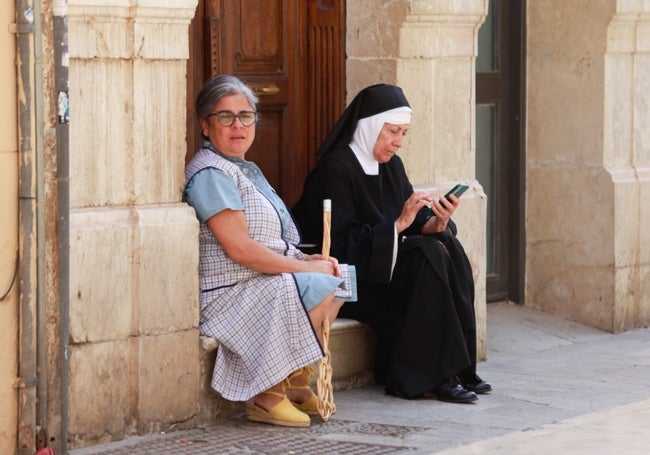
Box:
[293,158,396,284]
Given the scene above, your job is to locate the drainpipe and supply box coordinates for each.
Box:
[16,0,70,452]
[53,1,70,454]
[15,0,39,453]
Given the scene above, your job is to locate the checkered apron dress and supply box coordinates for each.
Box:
[186,149,324,401]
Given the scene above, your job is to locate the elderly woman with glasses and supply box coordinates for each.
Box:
[183,75,355,427]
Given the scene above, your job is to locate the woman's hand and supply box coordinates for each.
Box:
[396,191,433,233]
[305,254,341,277]
[423,194,460,234]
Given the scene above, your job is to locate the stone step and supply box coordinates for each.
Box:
[198,318,375,423]
[319,318,375,390]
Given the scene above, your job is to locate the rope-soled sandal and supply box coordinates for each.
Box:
[285,366,321,416]
[245,390,310,427]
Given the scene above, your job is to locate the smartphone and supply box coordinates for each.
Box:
[422,182,469,218]
[443,182,469,202]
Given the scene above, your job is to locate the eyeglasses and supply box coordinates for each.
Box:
[207,110,257,127]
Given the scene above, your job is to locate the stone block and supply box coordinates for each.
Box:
[345,59,396,100]
[137,329,201,425]
[198,336,242,424]
[68,1,198,59]
[400,20,477,58]
[637,20,650,52]
[639,264,650,325]
[607,16,638,53]
[69,59,133,208]
[614,176,641,269]
[526,168,614,264]
[69,11,133,59]
[135,20,194,60]
[527,250,617,332]
[69,58,188,208]
[70,204,198,342]
[68,339,131,440]
[346,0,408,58]
[634,54,650,163]
[613,264,641,332]
[135,204,199,334]
[409,0,486,16]
[132,60,188,205]
[328,318,375,386]
[604,53,633,167]
[199,336,219,395]
[640,174,650,264]
[398,58,473,184]
[69,208,133,343]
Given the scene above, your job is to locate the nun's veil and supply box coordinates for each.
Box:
[316,84,411,158]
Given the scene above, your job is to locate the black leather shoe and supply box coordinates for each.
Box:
[430,379,478,403]
[458,373,492,394]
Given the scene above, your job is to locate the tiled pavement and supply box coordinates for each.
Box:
[70,303,650,454]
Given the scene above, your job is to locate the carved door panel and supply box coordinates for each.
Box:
[187,0,345,207]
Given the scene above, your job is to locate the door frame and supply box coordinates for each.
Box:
[476,0,526,303]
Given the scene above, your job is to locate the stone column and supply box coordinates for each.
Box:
[604,3,650,330]
[67,0,199,446]
[527,0,649,332]
[397,0,489,359]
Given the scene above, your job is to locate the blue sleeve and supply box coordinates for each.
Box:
[185,168,244,222]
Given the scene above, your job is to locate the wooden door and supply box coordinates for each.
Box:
[187,0,345,208]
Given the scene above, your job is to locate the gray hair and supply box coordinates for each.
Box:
[195,75,259,120]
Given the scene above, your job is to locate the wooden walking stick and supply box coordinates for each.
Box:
[316,199,335,421]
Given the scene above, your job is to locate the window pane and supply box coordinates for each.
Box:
[476,0,497,72]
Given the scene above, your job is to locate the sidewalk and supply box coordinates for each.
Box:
[70,302,650,454]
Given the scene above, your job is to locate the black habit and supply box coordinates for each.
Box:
[293,141,478,399]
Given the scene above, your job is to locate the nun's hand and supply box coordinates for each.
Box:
[396,191,432,233]
[424,194,460,233]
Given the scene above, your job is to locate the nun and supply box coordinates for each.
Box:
[292,84,490,403]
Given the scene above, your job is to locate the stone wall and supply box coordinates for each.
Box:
[66,0,200,448]
[526,0,650,332]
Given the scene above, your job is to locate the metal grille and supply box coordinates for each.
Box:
[72,418,423,454]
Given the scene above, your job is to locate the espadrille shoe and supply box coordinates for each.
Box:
[245,390,310,427]
[285,367,335,416]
